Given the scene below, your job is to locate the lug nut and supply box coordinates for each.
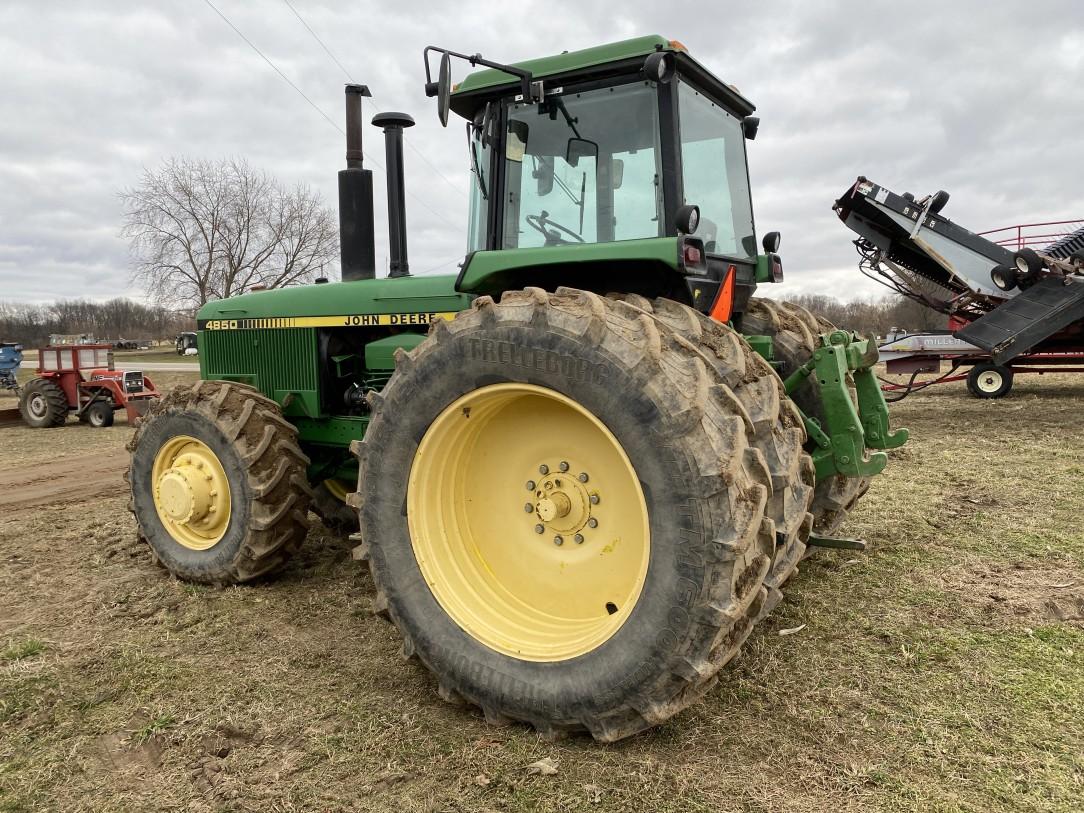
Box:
[554,535,563,546]
[524,503,534,513]
[526,480,535,491]
[539,464,549,475]
[578,472,589,483]
[559,461,570,472]
[590,494,600,505]
[535,524,544,534]
[574,533,584,544]
[588,517,598,528]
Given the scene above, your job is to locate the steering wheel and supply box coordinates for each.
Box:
[526,211,585,246]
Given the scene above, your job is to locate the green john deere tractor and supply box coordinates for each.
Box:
[127,35,907,741]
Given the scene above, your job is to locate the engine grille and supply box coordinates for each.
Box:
[201,328,318,399]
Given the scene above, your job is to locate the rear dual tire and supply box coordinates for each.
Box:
[741,298,871,535]
[354,288,813,740]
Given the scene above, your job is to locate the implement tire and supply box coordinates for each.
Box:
[741,298,871,535]
[19,378,68,428]
[615,294,815,605]
[127,380,312,584]
[354,287,776,741]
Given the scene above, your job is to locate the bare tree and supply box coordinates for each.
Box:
[120,157,337,308]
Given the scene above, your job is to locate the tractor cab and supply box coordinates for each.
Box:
[427,36,781,318]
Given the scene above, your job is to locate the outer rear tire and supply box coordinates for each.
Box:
[127,380,312,584]
[741,298,871,535]
[354,287,777,741]
[19,378,68,428]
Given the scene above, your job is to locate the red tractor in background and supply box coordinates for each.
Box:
[17,344,160,428]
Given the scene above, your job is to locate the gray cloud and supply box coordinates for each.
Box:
[1,0,1081,304]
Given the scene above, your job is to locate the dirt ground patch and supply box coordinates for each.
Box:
[1,371,1082,812]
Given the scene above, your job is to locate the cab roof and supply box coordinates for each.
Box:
[449,35,755,119]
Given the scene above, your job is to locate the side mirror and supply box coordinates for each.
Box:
[611,158,624,190]
[565,137,598,167]
[436,52,452,127]
[742,116,760,140]
[533,156,554,196]
[762,231,781,253]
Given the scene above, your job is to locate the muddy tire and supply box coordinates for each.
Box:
[353,287,777,741]
[741,298,871,535]
[127,380,312,584]
[19,378,68,428]
[311,480,359,534]
[615,294,815,604]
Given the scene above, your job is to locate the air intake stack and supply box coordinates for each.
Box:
[372,111,415,278]
[338,84,376,281]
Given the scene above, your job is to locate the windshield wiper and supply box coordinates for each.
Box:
[467,124,488,200]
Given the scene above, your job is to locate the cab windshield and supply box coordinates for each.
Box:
[500,82,662,249]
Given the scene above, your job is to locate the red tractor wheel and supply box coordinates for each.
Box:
[19,378,69,428]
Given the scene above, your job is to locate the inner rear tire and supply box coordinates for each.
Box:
[740,298,871,535]
[613,294,815,608]
[354,287,777,741]
[127,380,312,584]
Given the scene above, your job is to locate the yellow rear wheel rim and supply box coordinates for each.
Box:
[407,383,650,662]
[151,435,231,551]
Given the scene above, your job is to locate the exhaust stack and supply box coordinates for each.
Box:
[372,111,415,278]
[338,84,376,281]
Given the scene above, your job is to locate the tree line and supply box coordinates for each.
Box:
[0,298,194,348]
[787,293,947,338]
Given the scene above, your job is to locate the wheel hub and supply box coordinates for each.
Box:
[530,466,596,539]
[151,436,231,550]
[28,394,46,417]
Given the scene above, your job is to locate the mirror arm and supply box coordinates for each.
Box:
[424,45,538,101]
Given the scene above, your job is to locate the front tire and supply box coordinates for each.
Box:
[84,400,115,427]
[127,380,312,584]
[354,288,777,741]
[19,378,68,428]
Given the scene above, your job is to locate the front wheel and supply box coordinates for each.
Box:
[967,363,1013,398]
[127,380,312,584]
[83,400,115,427]
[355,288,776,741]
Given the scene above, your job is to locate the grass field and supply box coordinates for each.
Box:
[1,371,1081,812]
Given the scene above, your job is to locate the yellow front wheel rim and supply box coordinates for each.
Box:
[323,478,352,502]
[151,435,232,551]
[407,383,650,662]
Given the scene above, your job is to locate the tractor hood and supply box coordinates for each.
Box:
[196,274,471,329]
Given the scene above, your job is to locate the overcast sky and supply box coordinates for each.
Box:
[1,0,1082,305]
